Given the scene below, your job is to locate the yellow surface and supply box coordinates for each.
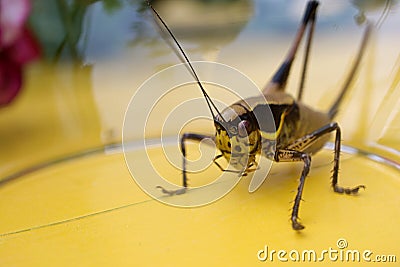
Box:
[1,1,400,266]
[0,63,102,178]
[0,149,399,266]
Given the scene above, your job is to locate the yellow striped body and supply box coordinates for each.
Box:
[214,91,332,171]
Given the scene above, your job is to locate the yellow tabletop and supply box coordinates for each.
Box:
[1,0,399,266]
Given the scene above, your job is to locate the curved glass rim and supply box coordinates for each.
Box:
[0,139,399,187]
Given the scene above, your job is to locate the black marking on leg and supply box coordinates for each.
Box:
[266,0,319,91]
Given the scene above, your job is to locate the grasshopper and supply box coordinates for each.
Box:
[148,1,370,230]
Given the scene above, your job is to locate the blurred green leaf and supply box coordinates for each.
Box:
[28,0,65,59]
[28,0,126,61]
[102,0,123,14]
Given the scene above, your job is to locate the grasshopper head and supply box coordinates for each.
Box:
[214,104,260,171]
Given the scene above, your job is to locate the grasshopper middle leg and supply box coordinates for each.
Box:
[276,122,365,230]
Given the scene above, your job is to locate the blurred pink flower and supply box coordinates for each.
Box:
[0,0,40,106]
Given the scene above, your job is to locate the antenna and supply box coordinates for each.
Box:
[146,1,226,122]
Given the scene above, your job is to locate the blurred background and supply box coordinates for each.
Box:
[1,0,399,179]
[1,0,399,266]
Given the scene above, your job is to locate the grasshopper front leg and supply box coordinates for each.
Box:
[275,149,311,230]
[157,133,214,196]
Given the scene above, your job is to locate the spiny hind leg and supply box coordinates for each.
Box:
[287,122,365,194]
[157,133,214,196]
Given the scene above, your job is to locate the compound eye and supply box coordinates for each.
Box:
[238,120,250,137]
